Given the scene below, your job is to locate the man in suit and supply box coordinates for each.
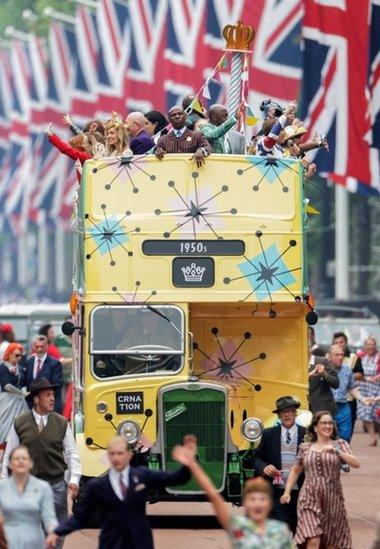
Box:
[52,435,193,549]
[252,396,306,534]
[155,106,212,167]
[227,129,246,154]
[125,112,155,154]
[308,328,339,414]
[24,335,63,413]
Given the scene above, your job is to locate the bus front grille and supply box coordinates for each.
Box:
[161,385,227,493]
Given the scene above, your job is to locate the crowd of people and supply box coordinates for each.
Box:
[0,318,378,548]
[44,95,330,182]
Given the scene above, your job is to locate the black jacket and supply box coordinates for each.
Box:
[0,363,25,391]
[252,424,306,481]
[309,357,339,415]
[56,465,191,549]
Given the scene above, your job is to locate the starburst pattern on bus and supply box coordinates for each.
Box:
[193,327,265,390]
[85,204,140,266]
[223,230,302,302]
[91,154,156,192]
[154,171,238,239]
[237,157,297,192]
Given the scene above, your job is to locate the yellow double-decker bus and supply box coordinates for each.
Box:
[65,152,311,501]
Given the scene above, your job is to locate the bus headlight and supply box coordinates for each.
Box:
[96,401,108,414]
[117,420,141,444]
[241,418,263,442]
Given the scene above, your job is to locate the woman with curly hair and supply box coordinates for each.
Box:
[105,113,132,157]
[280,410,360,548]
[45,123,106,182]
[0,343,28,447]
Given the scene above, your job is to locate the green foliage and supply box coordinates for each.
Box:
[0,0,75,37]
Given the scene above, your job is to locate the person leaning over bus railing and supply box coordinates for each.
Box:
[173,436,295,549]
[256,101,297,158]
[200,103,245,154]
[154,106,212,168]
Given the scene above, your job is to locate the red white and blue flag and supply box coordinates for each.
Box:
[0,0,378,240]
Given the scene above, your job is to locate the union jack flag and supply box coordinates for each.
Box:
[301,0,379,195]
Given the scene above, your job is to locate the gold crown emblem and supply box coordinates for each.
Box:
[223,20,255,52]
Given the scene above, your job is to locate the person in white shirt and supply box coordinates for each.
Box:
[2,377,81,549]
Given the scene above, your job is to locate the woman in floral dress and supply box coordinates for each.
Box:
[173,436,294,549]
[357,336,380,445]
[280,411,360,548]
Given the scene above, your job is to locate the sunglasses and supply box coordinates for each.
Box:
[14,354,22,358]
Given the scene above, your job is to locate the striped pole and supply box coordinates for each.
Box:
[228,52,243,114]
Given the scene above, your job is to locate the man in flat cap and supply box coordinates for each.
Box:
[252,396,306,534]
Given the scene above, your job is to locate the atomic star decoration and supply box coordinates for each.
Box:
[224,230,302,302]
[154,171,238,239]
[194,327,265,390]
[91,155,156,193]
[85,204,141,266]
[237,157,298,192]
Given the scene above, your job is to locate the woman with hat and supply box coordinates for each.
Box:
[252,396,306,535]
[0,444,58,548]
[0,343,28,448]
[280,410,360,548]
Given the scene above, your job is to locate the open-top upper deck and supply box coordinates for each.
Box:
[75,153,307,303]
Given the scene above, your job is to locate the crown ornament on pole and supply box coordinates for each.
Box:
[223,20,255,52]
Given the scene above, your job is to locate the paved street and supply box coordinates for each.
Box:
[64,429,379,549]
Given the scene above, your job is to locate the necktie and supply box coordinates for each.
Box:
[119,473,128,500]
[36,358,42,377]
[38,417,44,433]
[286,430,291,444]
[176,130,181,138]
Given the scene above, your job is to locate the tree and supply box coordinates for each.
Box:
[0,0,74,36]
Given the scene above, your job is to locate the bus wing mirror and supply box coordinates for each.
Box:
[62,321,77,336]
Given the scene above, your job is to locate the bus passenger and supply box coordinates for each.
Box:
[200,103,245,154]
[125,112,155,154]
[257,102,296,158]
[155,107,212,168]
[106,113,132,157]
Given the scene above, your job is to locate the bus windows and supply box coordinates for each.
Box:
[90,305,184,378]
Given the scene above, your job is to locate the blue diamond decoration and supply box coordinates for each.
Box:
[247,157,290,184]
[237,243,296,300]
[88,217,129,256]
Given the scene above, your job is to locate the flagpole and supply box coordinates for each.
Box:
[334,183,350,299]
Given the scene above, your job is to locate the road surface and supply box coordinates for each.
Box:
[64,429,379,548]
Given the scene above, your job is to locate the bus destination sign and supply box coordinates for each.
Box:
[142,240,245,256]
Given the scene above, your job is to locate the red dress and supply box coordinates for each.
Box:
[295,441,352,548]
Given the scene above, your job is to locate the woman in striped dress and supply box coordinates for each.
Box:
[280,411,360,548]
[357,336,380,446]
